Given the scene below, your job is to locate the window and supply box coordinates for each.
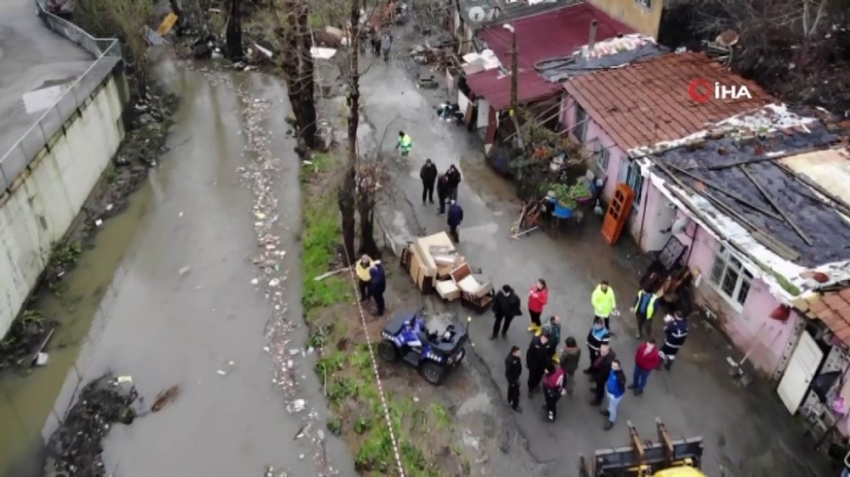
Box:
[709,245,754,307]
[594,140,610,172]
[574,105,587,143]
[625,159,643,206]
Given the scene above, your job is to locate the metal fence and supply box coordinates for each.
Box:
[0,3,122,192]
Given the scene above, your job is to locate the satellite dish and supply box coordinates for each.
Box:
[716,30,739,47]
[468,6,486,23]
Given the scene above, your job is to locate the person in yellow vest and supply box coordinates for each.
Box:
[591,280,617,335]
[396,131,412,157]
[631,285,658,339]
[355,255,374,302]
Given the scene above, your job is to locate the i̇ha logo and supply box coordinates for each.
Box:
[688,78,753,103]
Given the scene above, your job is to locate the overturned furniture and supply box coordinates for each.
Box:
[449,263,494,313]
[579,419,725,477]
[400,232,459,294]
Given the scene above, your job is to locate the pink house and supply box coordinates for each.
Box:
[560,51,850,422]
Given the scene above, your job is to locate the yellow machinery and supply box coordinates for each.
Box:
[578,419,731,477]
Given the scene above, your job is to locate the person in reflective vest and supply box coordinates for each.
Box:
[591,280,617,334]
[631,286,658,339]
[396,131,412,156]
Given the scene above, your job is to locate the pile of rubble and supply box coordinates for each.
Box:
[410,43,456,70]
[44,374,139,477]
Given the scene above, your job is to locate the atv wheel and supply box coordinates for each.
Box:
[377,340,398,362]
[421,362,446,385]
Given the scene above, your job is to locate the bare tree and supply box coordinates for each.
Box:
[337,0,362,264]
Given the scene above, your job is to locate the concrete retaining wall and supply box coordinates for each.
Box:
[0,72,126,336]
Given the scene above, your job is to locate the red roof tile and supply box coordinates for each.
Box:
[807,287,850,347]
[466,69,559,111]
[562,52,773,151]
[479,3,633,71]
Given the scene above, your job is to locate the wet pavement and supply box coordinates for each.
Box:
[357,29,832,477]
[2,61,354,477]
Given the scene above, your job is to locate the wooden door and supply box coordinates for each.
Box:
[601,184,635,245]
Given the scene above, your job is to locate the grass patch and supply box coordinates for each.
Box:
[50,241,82,268]
[301,189,351,315]
[429,403,452,430]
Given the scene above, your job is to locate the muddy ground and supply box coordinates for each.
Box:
[299,147,540,476]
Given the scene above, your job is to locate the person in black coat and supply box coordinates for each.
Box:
[420,159,438,205]
[491,285,522,339]
[505,346,523,412]
[445,165,461,200]
[526,333,550,398]
[589,344,616,406]
[369,261,387,316]
[436,174,449,215]
[447,200,463,242]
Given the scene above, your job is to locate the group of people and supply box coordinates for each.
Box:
[369,28,393,61]
[355,255,387,315]
[419,158,464,242]
[500,279,691,429]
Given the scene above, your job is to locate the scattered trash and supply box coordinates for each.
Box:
[179,266,192,276]
[151,385,180,412]
[179,211,184,217]
[217,370,227,376]
[228,360,235,366]
[317,429,325,442]
[251,278,259,285]
[286,359,294,369]
[289,349,300,356]
[95,219,103,227]
[144,26,165,46]
[105,203,114,212]
[288,399,306,413]
[34,352,49,366]
[294,422,311,439]
[44,374,138,477]
[116,376,133,384]
[269,278,280,287]
[255,212,266,219]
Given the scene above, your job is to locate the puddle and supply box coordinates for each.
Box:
[0,182,153,477]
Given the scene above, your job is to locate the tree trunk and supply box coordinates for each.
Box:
[295,7,318,149]
[337,0,360,264]
[358,192,378,257]
[225,0,243,60]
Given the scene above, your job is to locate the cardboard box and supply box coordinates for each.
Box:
[435,280,461,301]
[413,232,455,276]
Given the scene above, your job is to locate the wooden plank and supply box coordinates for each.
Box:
[705,146,824,171]
[664,163,783,221]
[156,12,179,36]
[741,165,813,245]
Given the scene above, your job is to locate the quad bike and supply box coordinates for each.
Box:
[377,311,468,385]
[578,419,734,477]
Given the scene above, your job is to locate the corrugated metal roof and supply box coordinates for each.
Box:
[480,2,633,69]
[781,149,850,208]
[457,0,580,27]
[465,68,559,110]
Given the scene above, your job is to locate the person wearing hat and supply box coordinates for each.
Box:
[355,255,374,302]
[447,199,464,243]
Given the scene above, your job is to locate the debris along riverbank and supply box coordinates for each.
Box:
[43,374,139,477]
[0,89,178,373]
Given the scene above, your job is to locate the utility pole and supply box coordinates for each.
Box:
[504,23,517,115]
[503,23,523,147]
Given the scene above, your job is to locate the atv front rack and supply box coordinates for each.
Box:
[579,418,704,477]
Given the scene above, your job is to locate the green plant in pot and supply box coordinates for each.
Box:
[550,184,576,210]
[569,182,592,202]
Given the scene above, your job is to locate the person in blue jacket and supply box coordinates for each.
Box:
[447,200,464,243]
[369,261,387,316]
[602,358,626,431]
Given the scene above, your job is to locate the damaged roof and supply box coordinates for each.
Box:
[651,122,849,269]
[797,288,850,347]
[563,52,772,151]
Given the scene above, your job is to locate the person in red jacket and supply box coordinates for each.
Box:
[630,337,663,396]
[526,279,548,333]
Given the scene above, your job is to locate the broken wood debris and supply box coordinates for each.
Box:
[740,166,813,245]
[664,163,783,221]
